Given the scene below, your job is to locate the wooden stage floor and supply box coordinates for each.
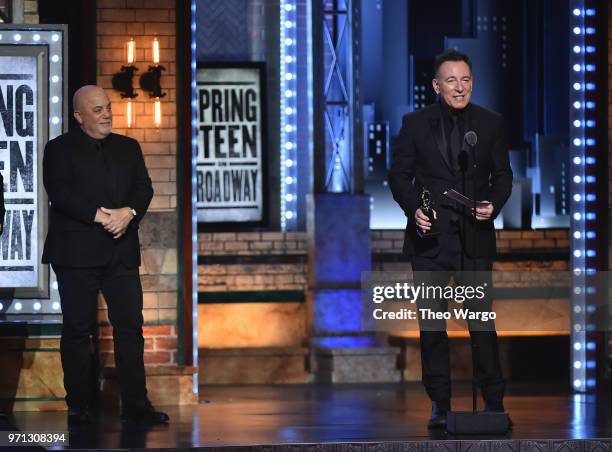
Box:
[5,382,612,450]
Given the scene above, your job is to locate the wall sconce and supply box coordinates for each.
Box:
[112,37,165,128]
[111,37,138,128]
[139,37,166,127]
[112,37,138,99]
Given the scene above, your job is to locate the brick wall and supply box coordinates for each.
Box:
[97,0,178,366]
[97,0,177,213]
[199,229,570,294]
[10,0,39,23]
[372,229,569,254]
[199,232,307,293]
[199,232,307,256]
[99,325,178,367]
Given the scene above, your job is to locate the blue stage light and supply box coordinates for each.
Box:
[190,0,199,392]
[279,0,299,230]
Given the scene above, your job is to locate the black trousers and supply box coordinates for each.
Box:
[53,249,148,412]
[411,221,505,409]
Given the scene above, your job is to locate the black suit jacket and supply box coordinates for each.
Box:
[42,127,153,267]
[388,102,513,258]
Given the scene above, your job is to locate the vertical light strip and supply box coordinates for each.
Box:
[569,1,597,393]
[190,0,199,393]
[280,0,298,231]
[307,0,314,199]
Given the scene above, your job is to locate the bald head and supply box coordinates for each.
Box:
[73,85,112,139]
[73,85,104,111]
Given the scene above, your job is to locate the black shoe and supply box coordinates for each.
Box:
[484,403,512,429]
[67,408,92,425]
[427,401,448,429]
[121,404,169,425]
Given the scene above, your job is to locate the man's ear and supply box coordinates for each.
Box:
[73,111,82,124]
[432,78,440,94]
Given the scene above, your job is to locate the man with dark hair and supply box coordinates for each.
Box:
[434,49,473,75]
[43,85,168,426]
[389,50,513,428]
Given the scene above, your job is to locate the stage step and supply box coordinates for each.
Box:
[199,347,310,384]
[310,345,402,383]
[0,337,66,412]
[101,365,198,409]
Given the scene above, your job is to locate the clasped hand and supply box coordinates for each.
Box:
[94,207,133,239]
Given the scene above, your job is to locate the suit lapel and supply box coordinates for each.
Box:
[429,109,453,173]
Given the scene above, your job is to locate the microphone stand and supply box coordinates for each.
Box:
[458,150,468,273]
[467,141,477,273]
[447,131,508,434]
[467,137,478,415]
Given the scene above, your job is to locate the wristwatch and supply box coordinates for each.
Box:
[129,208,137,217]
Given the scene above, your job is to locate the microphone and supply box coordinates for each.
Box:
[464,130,477,147]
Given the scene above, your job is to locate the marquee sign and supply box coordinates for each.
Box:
[196,63,266,224]
[0,26,66,298]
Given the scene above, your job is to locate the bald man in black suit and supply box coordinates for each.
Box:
[43,85,168,425]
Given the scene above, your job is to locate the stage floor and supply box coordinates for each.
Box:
[5,382,612,449]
